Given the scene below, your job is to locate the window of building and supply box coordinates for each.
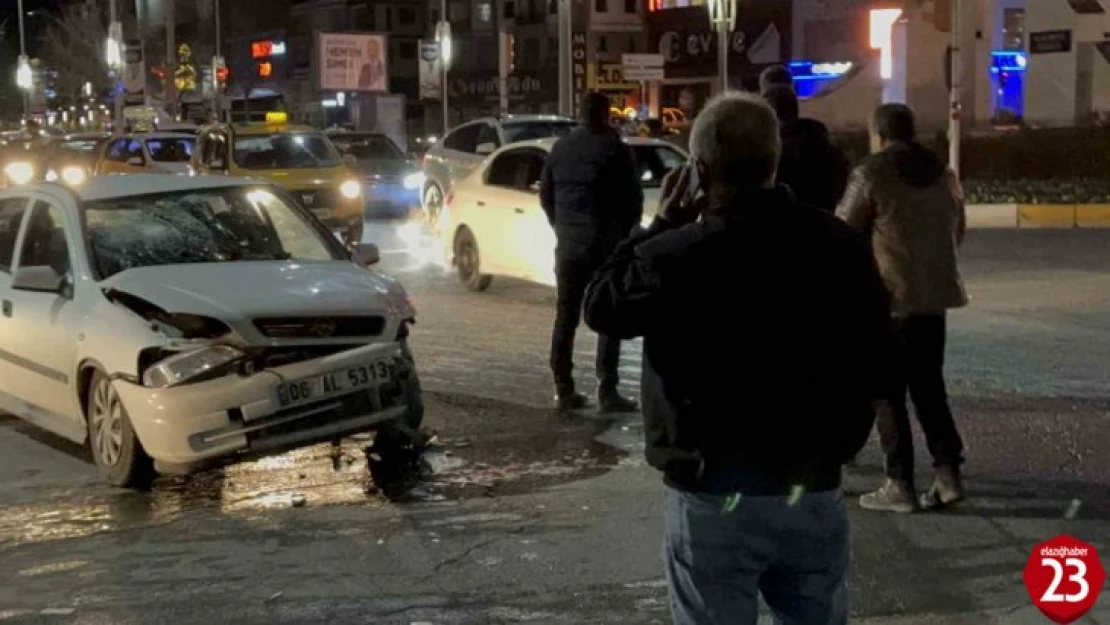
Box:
[431,8,440,22]
[398,7,417,26]
[595,0,608,12]
[477,1,492,21]
[400,40,417,59]
[549,0,557,13]
[625,37,636,53]
[1002,8,1025,50]
[384,7,393,29]
[524,37,540,67]
[650,0,703,8]
[546,36,558,62]
[450,1,469,21]
[504,1,516,19]
[624,0,636,12]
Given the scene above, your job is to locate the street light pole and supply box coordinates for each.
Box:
[707,0,735,94]
[435,6,451,134]
[948,0,961,178]
[108,0,125,135]
[16,0,29,120]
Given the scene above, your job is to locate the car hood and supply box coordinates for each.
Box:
[100,261,407,321]
[352,159,415,179]
[239,165,353,189]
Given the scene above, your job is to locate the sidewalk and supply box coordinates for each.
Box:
[968,203,1110,228]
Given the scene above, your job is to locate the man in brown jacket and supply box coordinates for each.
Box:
[837,103,968,513]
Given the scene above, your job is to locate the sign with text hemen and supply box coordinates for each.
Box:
[318,32,389,92]
[418,40,442,100]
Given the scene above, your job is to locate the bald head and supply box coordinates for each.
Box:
[689,92,781,191]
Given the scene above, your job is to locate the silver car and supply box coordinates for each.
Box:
[420,115,576,222]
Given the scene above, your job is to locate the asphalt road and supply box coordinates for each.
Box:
[1,223,1109,624]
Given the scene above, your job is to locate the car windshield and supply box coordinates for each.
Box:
[59,139,103,153]
[233,133,341,170]
[332,135,404,161]
[85,187,339,279]
[501,120,577,143]
[632,143,687,188]
[147,138,195,162]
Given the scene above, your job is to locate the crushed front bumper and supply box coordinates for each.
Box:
[114,342,422,473]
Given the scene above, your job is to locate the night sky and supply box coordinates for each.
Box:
[1,0,63,56]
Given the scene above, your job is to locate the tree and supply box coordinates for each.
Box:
[37,0,135,102]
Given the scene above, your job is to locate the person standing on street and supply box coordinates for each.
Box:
[838,103,969,513]
[761,84,850,213]
[540,92,642,413]
[584,92,891,624]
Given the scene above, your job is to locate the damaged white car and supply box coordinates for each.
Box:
[0,175,422,488]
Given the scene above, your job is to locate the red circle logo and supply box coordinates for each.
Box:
[1023,535,1106,624]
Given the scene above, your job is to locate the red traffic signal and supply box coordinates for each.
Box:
[217,66,230,83]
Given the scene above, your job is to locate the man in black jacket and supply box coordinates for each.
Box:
[584,92,890,624]
[761,83,850,212]
[540,92,642,413]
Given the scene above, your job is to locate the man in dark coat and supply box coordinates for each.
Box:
[583,92,890,624]
[540,92,642,412]
[761,83,850,212]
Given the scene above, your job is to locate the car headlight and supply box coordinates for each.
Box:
[340,180,362,199]
[4,161,34,185]
[402,172,425,190]
[45,169,58,182]
[142,345,246,389]
[61,165,87,186]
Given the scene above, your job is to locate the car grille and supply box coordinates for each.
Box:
[253,316,386,339]
[295,188,340,209]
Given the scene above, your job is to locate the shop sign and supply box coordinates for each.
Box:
[571,32,588,113]
[1029,30,1072,54]
[450,72,554,101]
[594,62,637,89]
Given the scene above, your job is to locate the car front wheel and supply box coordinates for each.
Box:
[453,228,492,292]
[86,369,155,489]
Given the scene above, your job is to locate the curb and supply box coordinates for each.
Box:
[968,204,1110,229]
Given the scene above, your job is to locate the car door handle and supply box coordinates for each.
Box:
[514,208,524,214]
[2,300,11,318]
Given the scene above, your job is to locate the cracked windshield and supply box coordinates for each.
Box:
[1,2,1109,625]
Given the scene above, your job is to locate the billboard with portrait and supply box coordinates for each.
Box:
[318,32,389,92]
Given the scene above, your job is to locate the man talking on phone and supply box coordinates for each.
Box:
[540,92,642,413]
[584,93,891,624]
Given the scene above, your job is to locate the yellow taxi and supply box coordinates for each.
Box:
[192,114,364,245]
[95,132,196,175]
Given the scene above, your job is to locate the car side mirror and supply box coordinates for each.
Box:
[475,142,496,156]
[343,154,358,167]
[11,265,67,294]
[351,242,381,266]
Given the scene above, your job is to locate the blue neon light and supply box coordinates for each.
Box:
[787,61,854,99]
[989,50,1025,118]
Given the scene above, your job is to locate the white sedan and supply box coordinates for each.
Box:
[438,137,687,290]
[0,174,421,487]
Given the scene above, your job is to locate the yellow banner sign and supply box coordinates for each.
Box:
[589,62,638,90]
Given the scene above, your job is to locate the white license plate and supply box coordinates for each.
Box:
[275,360,391,408]
[311,208,333,220]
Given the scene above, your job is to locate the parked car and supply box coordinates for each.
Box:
[95,133,197,175]
[438,136,687,290]
[421,115,577,223]
[0,135,105,189]
[0,174,421,487]
[192,120,364,247]
[328,130,423,219]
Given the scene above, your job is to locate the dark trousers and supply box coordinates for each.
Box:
[878,314,965,483]
[550,249,621,394]
[665,487,849,625]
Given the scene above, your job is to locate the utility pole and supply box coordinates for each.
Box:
[435,6,450,134]
[109,0,124,135]
[16,0,29,120]
[557,0,570,116]
[165,0,177,119]
[498,28,511,117]
[948,0,961,178]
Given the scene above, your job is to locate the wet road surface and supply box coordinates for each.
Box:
[1,222,1109,623]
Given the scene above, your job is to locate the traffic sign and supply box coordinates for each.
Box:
[1023,535,1105,624]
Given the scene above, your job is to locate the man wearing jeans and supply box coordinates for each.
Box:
[837,103,969,512]
[584,93,890,624]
